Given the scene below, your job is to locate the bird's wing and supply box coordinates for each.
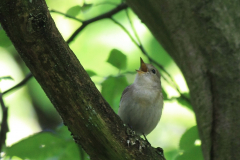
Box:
[120,85,133,102]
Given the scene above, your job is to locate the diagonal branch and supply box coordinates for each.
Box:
[2,73,33,95]
[0,0,165,159]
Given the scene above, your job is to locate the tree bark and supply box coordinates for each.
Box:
[126,0,240,160]
[0,0,165,160]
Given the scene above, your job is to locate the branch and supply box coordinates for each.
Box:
[67,3,128,44]
[0,0,164,159]
[50,10,83,22]
[2,73,33,95]
[94,2,119,6]
[0,92,9,154]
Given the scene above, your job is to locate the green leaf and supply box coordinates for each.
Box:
[182,92,190,99]
[179,125,200,151]
[101,75,128,112]
[177,126,203,160]
[55,125,72,140]
[0,29,12,47]
[5,132,80,160]
[66,5,81,17]
[81,3,93,13]
[86,70,97,77]
[164,149,179,160]
[60,142,82,160]
[55,125,89,159]
[107,49,127,70]
[162,88,168,100]
[176,92,192,110]
[0,76,14,81]
[175,146,203,160]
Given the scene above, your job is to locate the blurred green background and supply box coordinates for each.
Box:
[0,0,203,159]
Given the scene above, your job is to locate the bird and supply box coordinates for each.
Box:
[118,57,163,137]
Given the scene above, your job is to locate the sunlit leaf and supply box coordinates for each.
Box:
[0,29,12,47]
[179,125,200,151]
[5,132,80,160]
[81,3,93,13]
[101,75,128,112]
[175,146,203,160]
[107,49,127,70]
[66,5,81,17]
[86,70,97,77]
[0,76,14,81]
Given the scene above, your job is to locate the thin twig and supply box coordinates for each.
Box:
[66,24,87,44]
[50,10,83,23]
[2,73,33,95]
[125,9,170,79]
[67,3,128,44]
[125,9,141,45]
[94,2,119,6]
[0,91,9,154]
[110,17,138,46]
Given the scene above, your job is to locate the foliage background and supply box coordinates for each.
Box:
[0,0,202,159]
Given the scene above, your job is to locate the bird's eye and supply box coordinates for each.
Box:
[151,69,156,74]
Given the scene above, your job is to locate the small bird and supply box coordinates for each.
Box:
[118,58,163,137]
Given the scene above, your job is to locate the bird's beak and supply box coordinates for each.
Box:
[136,58,148,73]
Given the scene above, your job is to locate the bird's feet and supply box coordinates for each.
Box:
[126,127,137,146]
[126,127,147,151]
[143,133,151,147]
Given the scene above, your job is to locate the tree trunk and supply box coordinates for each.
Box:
[126,0,240,160]
[0,0,165,160]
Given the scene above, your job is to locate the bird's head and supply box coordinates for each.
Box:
[134,58,161,88]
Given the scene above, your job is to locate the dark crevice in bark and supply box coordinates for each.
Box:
[207,70,215,160]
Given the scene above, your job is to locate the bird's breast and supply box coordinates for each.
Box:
[118,85,163,135]
[132,87,162,107]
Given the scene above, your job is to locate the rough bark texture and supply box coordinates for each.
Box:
[126,0,240,160]
[0,0,165,160]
